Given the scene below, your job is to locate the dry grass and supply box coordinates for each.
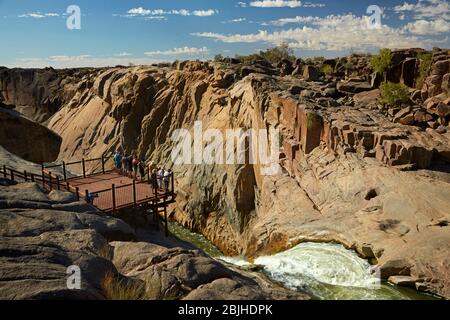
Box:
[101,270,146,300]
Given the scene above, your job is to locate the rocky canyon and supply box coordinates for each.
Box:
[1,48,449,299]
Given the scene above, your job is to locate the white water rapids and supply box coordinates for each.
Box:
[169,222,435,300]
[220,242,425,300]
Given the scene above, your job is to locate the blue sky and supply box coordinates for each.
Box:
[0,0,449,68]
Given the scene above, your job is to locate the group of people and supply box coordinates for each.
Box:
[113,151,172,192]
[113,152,146,180]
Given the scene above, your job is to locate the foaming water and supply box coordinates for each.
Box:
[252,242,430,300]
[168,222,437,300]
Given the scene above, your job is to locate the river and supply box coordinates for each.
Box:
[168,222,439,300]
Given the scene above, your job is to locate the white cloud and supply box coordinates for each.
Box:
[114,53,133,57]
[303,2,325,8]
[18,12,60,19]
[192,9,217,17]
[393,0,450,20]
[250,0,302,8]
[47,55,92,62]
[403,18,450,35]
[269,15,322,26]
[144,46,209,56]
[223,17,247,23]
[14,55,165,68]
[124,7,218,18]
[192,14,429,52]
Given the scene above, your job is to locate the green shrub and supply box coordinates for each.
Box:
[313,56,325,64]
[307,112,323,130]
[235,43,295,65]
[380,82,410,106]
[214,54,224,62]
[415,52,432,88]
[370,48,393,81]
[260,43,295,64]
[320,64,333,75]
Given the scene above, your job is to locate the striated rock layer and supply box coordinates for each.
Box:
[0,107,61,163]
[1,53,449,298]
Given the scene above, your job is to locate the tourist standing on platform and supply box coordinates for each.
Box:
[151,169,158,190]
[163,169,170,192]
[113,151,122,171]
[147,161,156,177]
[132,155,139,179]
[139,158,146,181]
[126,154,133,177]
[157,167,164,190]
[121,155,127,175]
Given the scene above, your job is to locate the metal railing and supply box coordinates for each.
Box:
[43,154,115,181]
[90,174,175,212]
[1,164,82,201]
[2,158,175,214]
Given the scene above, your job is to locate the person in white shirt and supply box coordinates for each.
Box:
[163,169,170,192]
[157,168,164,190]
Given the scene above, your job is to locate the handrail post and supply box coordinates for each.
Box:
[82,158,86,178]
[75,187,80,201]
[41,164,45,188]
[112,184,116,213]
[56,176,60,190]
[171,172,174,195]
[10,169,14,181]
[3,165,7,178]
[62,161,67,181]
[101,155,105,174]
[155,176,158,201]
[24,170,28,182]
[66,181,70,192]
[133,180,137,207]
[31,174,35,182]
[48,172,53,190]
[164,196,168,237]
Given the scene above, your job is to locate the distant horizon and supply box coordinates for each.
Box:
[1,0,449,68]
[0,45,444,70]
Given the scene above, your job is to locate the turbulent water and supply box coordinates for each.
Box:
[169,222,437,300]
[252,242,437,300]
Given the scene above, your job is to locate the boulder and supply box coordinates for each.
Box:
[337,80,372,94]
[401,58,417,88]
[303,65,319,81]
[378,259,411,279]
[371,72,382,88]
[388,275,417,288]
[211,71,235,89]
[442,73,450,95]
[414,110,433,124]
[289,85,302,95]
[431,59,449,76]
[278,59,294,76]
[291,65,302,76]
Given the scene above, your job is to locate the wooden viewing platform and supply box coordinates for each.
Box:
[1,155,176,236]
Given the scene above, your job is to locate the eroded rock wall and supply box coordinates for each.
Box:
[0,107,62,163]
[1,54,449,298]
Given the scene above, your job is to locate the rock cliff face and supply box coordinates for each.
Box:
[1,49,449,298]
[0,107,61,163]
[0,67,97,123]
